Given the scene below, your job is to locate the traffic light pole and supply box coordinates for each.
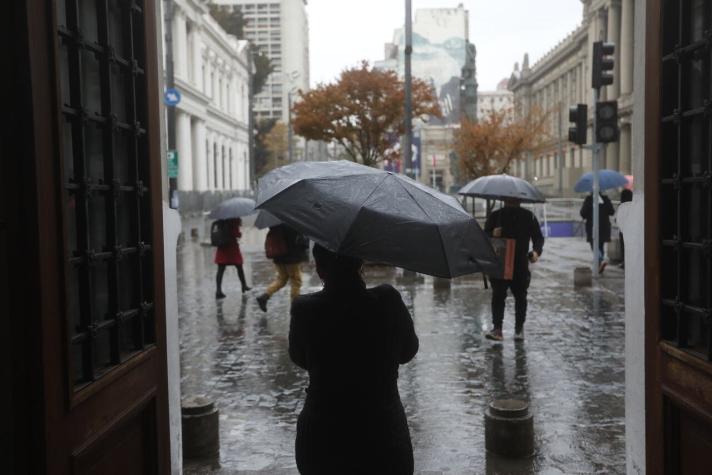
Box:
[403,0,413,178]
[592,88,601,277]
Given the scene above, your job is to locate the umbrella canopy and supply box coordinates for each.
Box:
[458,174,546,203]
[256,160,499,278]
[254,210,282,229]
[208,197,256,220]
[574,169,629,193]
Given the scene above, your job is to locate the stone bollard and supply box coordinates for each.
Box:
[182,396,219,460]
[574,266,592,288]
[485,399,534,458]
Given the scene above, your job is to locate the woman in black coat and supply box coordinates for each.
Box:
[580,192,615,272]
[289,244,419,474]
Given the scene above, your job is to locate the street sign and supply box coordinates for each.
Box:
[167,150,178,178]
[163,88,181,106]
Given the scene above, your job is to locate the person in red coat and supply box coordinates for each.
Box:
[215,218,251,299]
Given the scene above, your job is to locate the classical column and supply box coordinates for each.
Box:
[619,123,632,175]
[192,119,207,191]
[191,28,203,91]
[607,0,621,99]
[176,111,193,191]
[173,11,188,81]
[620,0,634,96]
[215,139,224,191]
[207,134,215,191]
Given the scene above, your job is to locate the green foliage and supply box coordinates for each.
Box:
[251,47,274,96]
[208,4,246,38]
[254,119,278,177]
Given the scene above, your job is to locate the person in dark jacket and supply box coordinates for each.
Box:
[214,218,250,299]
[484,198,544,341]
[580,192,616,273]
[618,188,633,268]
[256,224,309,312]
[289,244,419,474]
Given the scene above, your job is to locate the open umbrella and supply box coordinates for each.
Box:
[256,160,499,278]
[458,174,546,203]
[254,210,282,229]
[208,197,256,220]
[574,169,628,193]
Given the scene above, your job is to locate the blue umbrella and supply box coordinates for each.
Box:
[574,169,628,193]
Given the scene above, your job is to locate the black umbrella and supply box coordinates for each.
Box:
[458,174,546,203]
[256,160,499,278]
[254,210,282,229]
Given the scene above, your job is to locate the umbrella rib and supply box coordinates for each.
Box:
[395,178,452,276]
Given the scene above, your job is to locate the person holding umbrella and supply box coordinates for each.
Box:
[458,174,545,342]
[213,218,250,298]
[209,197,256,298]
[289,244,419,473]
[579,192,615,273]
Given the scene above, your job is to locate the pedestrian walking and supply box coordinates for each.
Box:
[579,192,615,273]
[289,244,419,474]
[484,198,544,341]
[256,224,309,312]
[618,188,633,268]
[213,218,250,299]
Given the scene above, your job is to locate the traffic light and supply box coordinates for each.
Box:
[592,41,615,89]
[595,101,619,143]
[568,104,588,145]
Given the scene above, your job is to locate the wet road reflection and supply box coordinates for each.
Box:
[180,226,625,474]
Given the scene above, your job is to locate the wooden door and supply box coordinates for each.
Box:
[646,0,712,473]
[5,0,170,473]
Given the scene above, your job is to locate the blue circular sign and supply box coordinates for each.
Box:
[164,88,182,106]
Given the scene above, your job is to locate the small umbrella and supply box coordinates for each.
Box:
[574,169,629,193]
[458,174,546,203]
[254,210,282,229]
[256,160,499,278]
[208,197,256,220]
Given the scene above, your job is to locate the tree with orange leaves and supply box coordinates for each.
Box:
[454,104,551,180]
[292,62,441,167]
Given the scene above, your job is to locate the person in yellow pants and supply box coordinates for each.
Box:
[257,224,309,312]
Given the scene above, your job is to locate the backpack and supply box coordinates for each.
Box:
[210,220,233,247]
[265,226,288,259]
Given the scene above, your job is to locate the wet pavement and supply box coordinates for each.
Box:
[178,224,625,474]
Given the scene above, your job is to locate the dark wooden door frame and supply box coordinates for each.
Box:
[11,0,171,472]
[644,0,664,472]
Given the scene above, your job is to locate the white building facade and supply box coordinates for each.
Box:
[167,0,252,193]
[216,0,310,125]
[508,0,635,196]
[477,79,513,119]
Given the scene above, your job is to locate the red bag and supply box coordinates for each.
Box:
[265,226,288,259]
[490,237,516,280]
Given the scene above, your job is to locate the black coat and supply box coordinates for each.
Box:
[271,224,309,265]
[484,206,545,277]
[289,284,419,474]
[580,193,615,243]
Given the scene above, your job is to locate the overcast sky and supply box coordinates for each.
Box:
[306,0,584,91]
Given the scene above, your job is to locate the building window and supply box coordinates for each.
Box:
[214,143,218,189]
[57,0,156,389]
[659,0,712,360]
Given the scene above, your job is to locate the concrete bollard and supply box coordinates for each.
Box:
[485,399,534,458]
[181,396,219,460]
[574,266,592,288]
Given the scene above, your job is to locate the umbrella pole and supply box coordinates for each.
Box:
[592,88,601,277]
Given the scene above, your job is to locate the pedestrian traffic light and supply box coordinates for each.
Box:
[568,104,588,146]
[592,41,615,89]
[595,101,619,143]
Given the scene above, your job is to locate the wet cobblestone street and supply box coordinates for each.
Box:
[178,224,625,474]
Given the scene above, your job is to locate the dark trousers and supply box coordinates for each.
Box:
[490,273,531,330]
[589,241,605,263]
[216,264,248,292]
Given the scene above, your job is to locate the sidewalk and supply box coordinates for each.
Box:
[179,231,625,474]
